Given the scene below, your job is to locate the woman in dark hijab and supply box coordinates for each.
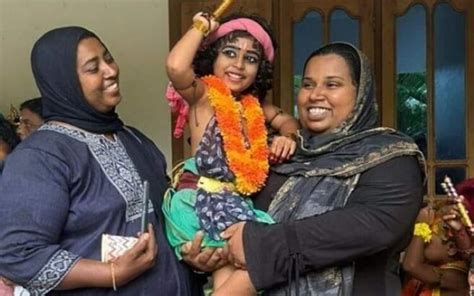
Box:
[221,43,426,295]
[0,27,200,295]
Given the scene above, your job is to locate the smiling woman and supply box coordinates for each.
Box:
[221,43,427,296]
[0,26,200,295]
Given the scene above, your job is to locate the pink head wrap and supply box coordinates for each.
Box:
[206,18,275,62]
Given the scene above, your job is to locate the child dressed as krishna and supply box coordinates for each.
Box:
[163,5,299,296]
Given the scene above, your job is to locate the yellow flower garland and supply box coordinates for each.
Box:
[202,75,269,195]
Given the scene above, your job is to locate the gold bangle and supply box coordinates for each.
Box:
[110,262,117,291]
[414,222,432,243]
[192,20,210,37]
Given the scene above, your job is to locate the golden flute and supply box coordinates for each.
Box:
[442,176,473,227]
[212,0,235,19]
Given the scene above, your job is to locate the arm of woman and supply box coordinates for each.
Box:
[166,13,218,105]
[241,155,423,290]
[58,224,157,289]
[0,148,81,294]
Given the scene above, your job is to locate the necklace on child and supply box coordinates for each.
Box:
[202,75,269,195]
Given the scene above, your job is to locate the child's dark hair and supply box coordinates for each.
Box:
[0,115,20,150]
[193,13,277,101]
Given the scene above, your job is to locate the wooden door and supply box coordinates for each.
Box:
[276,0,376,115]
[381,0,474,197]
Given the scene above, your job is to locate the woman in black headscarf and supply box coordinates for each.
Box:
[0,27,200,295]
[221,43,426,295]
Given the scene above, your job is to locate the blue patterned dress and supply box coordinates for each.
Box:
[163,117,273,257]
[0,123,199,295]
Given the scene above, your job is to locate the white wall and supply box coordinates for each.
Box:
[0,0,173,166]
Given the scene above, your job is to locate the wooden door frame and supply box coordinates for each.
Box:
[381,0,473,197]
[276,0,376,115]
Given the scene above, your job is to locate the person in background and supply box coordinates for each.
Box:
[402,205,469,296]
[17,97,44,140]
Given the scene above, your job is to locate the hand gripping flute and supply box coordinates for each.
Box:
[192,0,235,36]
[441,176,473,228]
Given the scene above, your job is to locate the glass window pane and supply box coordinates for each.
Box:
[435,167,466,195]
[329,9,359,47]
[395,5,427,157]
[434,3,466,160]
[293,11,323,117]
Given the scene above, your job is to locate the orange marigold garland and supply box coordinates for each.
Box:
[202,75,269,195]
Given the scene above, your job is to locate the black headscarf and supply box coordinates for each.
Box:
[31,26,123,133]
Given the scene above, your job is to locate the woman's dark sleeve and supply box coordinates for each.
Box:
[243,155,423,290]
[0,148,80,294]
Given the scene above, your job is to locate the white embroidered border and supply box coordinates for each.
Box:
[25,249,80,295]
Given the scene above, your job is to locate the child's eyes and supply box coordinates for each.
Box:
[245,55,259,64]
[222,49,237,58]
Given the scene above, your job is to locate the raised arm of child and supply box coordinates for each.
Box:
[166,13,218,105]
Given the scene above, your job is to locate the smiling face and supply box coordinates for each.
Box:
[212,36,261,96]
[76,37,121,113]
[297,53,357,135]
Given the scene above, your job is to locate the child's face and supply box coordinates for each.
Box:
[424,235,453,264]
[213,36,261,96]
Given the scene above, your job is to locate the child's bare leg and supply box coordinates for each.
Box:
[213,264,235,291]
[213,268,256,296]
